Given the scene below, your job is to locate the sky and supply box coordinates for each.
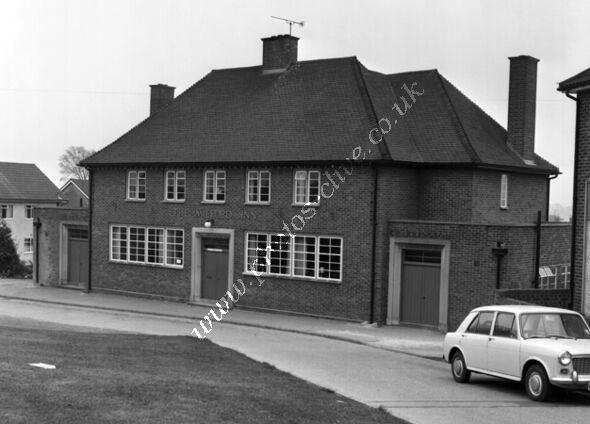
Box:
[1,0,588,207]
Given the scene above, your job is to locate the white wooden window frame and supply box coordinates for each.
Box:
[244,232,342,282]
[165,170,186,202]
[0,204,14,219]
[203,170,226,203]
[246,170,271,204]
[293,170,320,205]
[500,174,508,209]
[24,237,33,253]
[127,170,146,201]
[25,205,33,219]
[110,224,184,268]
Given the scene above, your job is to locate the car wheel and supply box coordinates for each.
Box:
[451,352,470,383]
[524,365,552,402]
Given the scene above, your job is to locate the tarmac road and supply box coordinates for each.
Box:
[1,298,589,424]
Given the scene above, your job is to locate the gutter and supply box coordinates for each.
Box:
[33,217,41,283]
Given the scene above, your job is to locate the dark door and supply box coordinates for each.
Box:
[67,228,89,285]
[201,237,229,300]
[400,248,441,326]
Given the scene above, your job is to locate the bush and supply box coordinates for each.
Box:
[0,220,29,278]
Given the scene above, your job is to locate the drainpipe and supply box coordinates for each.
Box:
[566,91,578,310]
[534,210,542,288]
[87,169,93,293]
[369,165,379,323]
[33,217,41,283]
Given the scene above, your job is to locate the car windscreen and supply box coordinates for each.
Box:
[519,313,590,340]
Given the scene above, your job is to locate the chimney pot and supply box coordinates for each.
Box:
[150,84,175,116]
[507,55,539,161]
[261,35,298,73]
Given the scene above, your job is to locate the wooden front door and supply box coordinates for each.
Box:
[201,237,229,300]
[400,248,441,327]
[67,228,89,285]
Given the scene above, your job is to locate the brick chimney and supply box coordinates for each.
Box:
[149,84,175,116]
[506,55,539,161]
[261,35,298,73]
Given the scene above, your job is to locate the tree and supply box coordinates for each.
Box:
[59,146,95,181]
[0,220,23,277]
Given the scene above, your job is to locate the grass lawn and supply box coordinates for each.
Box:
[0,323,406,424]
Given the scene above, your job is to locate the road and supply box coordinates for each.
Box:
[1,298,589,424]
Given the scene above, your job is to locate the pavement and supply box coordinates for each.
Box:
[0,278,445,360]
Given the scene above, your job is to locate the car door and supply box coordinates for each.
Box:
[460,311,494,371]
[487,312,521,377]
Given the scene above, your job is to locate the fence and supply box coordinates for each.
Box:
[538,264,570,289]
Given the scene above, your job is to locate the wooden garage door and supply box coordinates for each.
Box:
[400,248,441,327]
[67,228,89,285]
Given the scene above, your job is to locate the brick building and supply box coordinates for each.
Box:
[79,35,568,330]
[58,179,89,209]
[558,66,590,317]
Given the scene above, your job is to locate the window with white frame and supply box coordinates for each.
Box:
[110,225,184,267]
[25,205,33,219]
[165,170,186,201]
[500,174,508,209]
[245,232,342,281]
[24,238,33,253]
[246,170,271,204]
[1,205,13,219]
[127,170,146,200]
[203,170,226,203]
[293,170,320,205]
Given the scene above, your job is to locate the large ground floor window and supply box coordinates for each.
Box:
[110,225,184,268]
[245,232,342,282]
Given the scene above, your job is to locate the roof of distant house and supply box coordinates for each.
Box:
[0,162,59,202]
[82,57,558,175]
[558,67,590,92]
[59,178,89,198]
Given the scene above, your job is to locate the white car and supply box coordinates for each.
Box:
[443,305,590,401]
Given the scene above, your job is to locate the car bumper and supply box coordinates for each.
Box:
[551,372,590,390]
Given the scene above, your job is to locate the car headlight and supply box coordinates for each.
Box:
[558,350,572,366]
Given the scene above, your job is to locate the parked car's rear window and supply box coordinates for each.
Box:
[467,311,494,335]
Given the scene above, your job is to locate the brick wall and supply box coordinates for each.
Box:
[386,221,571,329]
[59,184,88,208]
[34,207,88,286]
[471,169,548,223]
[90,164,376,320]
[496,288,569,308]
[572,91,590,313]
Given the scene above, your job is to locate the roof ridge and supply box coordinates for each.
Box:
[436,72,482,163]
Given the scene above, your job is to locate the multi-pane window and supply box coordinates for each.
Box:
[204,170,226,203]
[245,233,342,281]
[25,205,33,219]
[127,170,146,200]
[110,225,183,268]
[246,170,271,204]
[293,170,320,205]
[166,229,184,266]
[165,170,186,201]
[500,174,508,209]
[24,238,33,253]
[1,205,14,219]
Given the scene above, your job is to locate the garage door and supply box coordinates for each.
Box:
[67,227,89,285]
[400,248,441,327]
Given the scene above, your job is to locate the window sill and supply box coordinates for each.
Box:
[244,202,271,206]
[500,207,508,211]
[291,202,320,207]
[109,260,184,270]
[125,199,146,203]
[162,200,186,204]
[201,201,226,205]
[242,271,341,285]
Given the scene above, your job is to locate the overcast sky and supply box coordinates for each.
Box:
[2,0,588,207]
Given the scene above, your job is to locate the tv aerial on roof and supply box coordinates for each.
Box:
[270,16,305,36]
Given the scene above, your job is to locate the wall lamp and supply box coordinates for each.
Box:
[204,219,215,228]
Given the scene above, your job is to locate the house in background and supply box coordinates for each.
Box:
[58,178,89,208]
[78,35,570,330]
[0,162,59,262]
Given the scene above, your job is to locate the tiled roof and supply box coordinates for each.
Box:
[558,67,590,92]
[59,178,89,197]
[0,162,59,202]
[82,57,558,174]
